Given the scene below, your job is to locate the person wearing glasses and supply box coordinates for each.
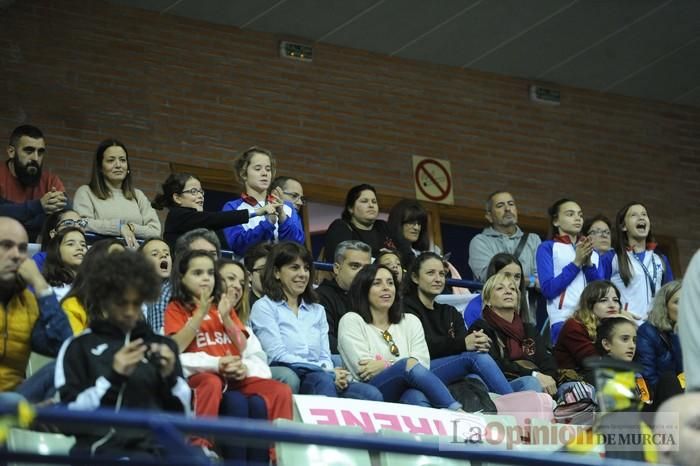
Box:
[269,176,306,212]
[386,199,430,270]
[338,263,464,409]
[32,209,87,271]
[402,252,514,395]
[583,214,613,254]
[74,139,161,249]
[243,242,273,308]
[251,241,381,400]
[152,173,277,250]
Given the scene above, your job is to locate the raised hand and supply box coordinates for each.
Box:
[574,236,594,267]
[196,290,212,318]
[149,342,176,378]
[270,187,288,223]
[218,293,232,321]
[113,338,147,376]
[18,258,50,294]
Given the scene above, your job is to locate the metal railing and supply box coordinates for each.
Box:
[1,405,648,466]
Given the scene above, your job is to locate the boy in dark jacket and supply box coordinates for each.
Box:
[55,251,191,460]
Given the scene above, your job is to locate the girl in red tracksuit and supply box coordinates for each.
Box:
[164,249,292,455]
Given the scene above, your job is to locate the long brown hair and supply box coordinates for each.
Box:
[572,280,621,342]
[613,202,656,286]
[88,139,136,200]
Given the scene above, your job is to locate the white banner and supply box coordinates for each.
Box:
[293,394,486,439]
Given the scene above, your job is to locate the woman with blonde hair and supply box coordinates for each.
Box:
[636,280,684,405]
[469,273,558,395]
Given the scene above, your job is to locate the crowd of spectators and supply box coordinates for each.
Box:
[0,124,693,463]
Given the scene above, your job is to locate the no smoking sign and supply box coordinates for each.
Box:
[412,155,454,205]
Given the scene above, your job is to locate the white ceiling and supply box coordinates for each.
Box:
[108,0,700,107]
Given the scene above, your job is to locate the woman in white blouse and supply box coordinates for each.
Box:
[338,263,463,409]
[74,139,160,248]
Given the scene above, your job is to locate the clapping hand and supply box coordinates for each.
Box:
[574,236,594,267]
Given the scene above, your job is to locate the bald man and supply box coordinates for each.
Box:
[656,393,700,465]
[0,217,71,393]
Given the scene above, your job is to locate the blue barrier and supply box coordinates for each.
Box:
[1,405,649,466]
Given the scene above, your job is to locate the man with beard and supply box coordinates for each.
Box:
[0,125,67,241]
[468,191,541,288]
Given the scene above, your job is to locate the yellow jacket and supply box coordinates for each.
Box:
[0,290,39,392]
[61,296,88,335]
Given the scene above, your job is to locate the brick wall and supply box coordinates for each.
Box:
[2,0,699,268]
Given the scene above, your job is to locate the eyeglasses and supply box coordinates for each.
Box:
[382,329,400,357]
[283,191,306,205]
[588,229,611,238]
[180,188,205,196]
[56,218,88,230]
[252,267,265,274]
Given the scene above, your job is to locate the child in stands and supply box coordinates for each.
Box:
[42,227,86,301]
[61,238,126,334]
[601,202,673,320]
[56,251,190,460]
[221,147,303,256]
[536,198,602,343]
[139,238,173,334]
[164,250,292,458]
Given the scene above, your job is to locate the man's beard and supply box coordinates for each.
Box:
[11,159,42,187]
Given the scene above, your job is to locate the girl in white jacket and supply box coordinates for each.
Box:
[601,202,674,320]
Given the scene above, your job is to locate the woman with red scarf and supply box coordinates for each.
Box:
[468,273,559,396]
[535,198,603,344]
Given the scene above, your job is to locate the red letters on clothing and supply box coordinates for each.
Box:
[164,300,247,357]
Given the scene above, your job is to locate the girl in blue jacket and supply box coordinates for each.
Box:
[221,147,304,256]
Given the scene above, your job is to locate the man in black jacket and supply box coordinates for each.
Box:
[317,240,371,354]
[55,251,191,460]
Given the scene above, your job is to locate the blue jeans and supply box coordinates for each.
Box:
[369,358,460,410]
[219,391,268,465]
[299,370,383,401]
[510,375,543,392]
[430,353,513,395]
[270,366,301,394]
[15,361,56,403]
